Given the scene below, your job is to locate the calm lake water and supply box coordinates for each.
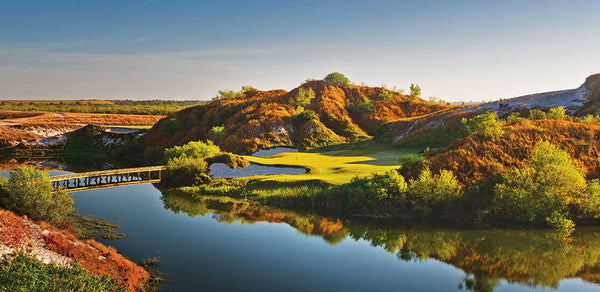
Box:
[69,183,600,292]
[3,165,600,291]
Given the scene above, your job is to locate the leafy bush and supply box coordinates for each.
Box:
[0,253,126,292]
[398,154,423,170]
[493,141,598,234]
[209,126,226,138]
[461,112,504,139]
[163,140,221,163]
[213,89,246,100]
[528,109,547,120]
[334,171,407,212]
[582,114,598,124]
[162,140,222,187]
[241,85,258,95]
[161,115,183,135]
[292,107,320,123]
[505,112,521,124]
[547,106,567,120]
[0,166,73,225]
[379,91,393,101]
[291,87,316,107]
[323,72,350,86]
[163,156,210,187]
[355,99,375,113]
[582,180,600,217]
[407,168,463,216]
[206,153,250,169]
[409,83,421,99]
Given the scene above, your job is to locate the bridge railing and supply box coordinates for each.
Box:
[49,165,166,182]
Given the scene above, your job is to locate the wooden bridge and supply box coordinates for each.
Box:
[50,166,166,192]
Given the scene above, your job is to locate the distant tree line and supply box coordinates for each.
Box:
[0,100,205,115]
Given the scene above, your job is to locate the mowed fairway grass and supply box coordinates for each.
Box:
[244,144,418,184]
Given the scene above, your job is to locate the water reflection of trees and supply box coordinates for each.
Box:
[161,190,348,244]
[160,189,600,291]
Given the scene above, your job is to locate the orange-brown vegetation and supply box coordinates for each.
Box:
[0,110,164,148]
[0,110,163,126]
[235,208,345,235]
[420,119,600,185]
[141,81,448,153]
[0,158,65,171]
[0,208,148,291]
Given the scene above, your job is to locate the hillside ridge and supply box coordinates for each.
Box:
[141,80,447,153]
[385,73,600,147]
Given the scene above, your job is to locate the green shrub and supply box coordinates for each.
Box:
[0,166,73,225]
[409,83,421,99]
[547,106,568,120]
[162,140,222,187]
[505,112,521,124]
[163,156,210,187]
[241,85,258,95]
[582,180,600,217]
[213,89,245,100]
[528,109,547,120]
[355,99,375,113]
[323,72,350,86]
[581,114,598,124]
[0,253,125,292]
[206,153,250,169]
[161,115,183,135]
[461,112,504,139]
[493,141,595,234]
[335,171,407,211]
[209,126,226,138]
[407,168,463,216]
[163,140,221,163]
[291,87,315,107]
[292,107,320,123]
[398,154,423,170]
[379,91,393,101]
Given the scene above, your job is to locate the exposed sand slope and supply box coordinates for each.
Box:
[386,73,600,145]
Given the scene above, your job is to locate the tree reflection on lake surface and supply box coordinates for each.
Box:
[162,189,600,291]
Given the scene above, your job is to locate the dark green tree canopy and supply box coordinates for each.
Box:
[323,72,350,86]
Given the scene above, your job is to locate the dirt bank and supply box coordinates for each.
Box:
[0,208,149,291]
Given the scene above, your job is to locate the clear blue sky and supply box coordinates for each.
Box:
[1,0,599,101]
